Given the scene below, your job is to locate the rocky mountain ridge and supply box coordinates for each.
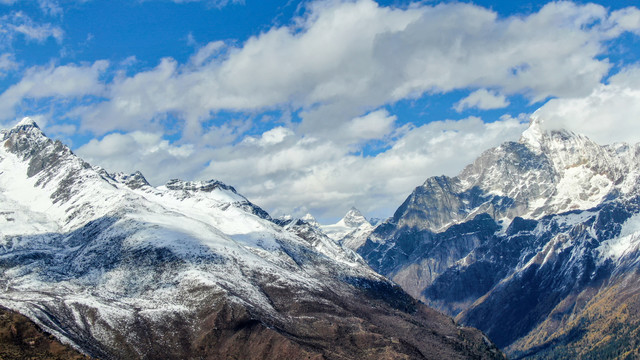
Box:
[357,117,640,357]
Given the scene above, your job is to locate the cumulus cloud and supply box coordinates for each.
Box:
[193,115,527,220]
[339,109,397,143]
[454,89,510,112]
[3,0,640,221]
[608,7,640,36]
[0,60,108,118]
[534,66,640,145]
[242,126,295,147]
[42,0,640,139]
[74,111,529,221]
[77,131,213,185]
[78,115,525,221]
[46,123,76,136]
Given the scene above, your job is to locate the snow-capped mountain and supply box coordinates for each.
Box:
[358,117,640,357]
[320,207,375,249]
[300,212,320,227]
[0,119,501,359]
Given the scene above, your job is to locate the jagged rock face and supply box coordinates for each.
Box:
[358,118,640,355]
[112,171,150,190]
[0,119,503,360]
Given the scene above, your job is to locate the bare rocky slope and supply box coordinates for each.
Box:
[0,118,503,359]
[0,305,91,360]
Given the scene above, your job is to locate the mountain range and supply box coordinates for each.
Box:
[355,118,640,358]
[0,118,502,359]
[4,113,640,359]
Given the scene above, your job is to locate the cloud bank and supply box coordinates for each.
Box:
[2,0,640,221]
[535,66,640,145]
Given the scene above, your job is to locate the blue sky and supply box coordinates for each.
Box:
[1,0,640,222]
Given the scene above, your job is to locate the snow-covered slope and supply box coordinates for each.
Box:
[358,118,640,356]
[0,119,502,360]
[320,207,375,249]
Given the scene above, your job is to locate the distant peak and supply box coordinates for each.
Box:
[301,213,320,227]
[113,171,150,190]
[15,117,40,129]
[164,179,237,194]
[346,206,361,214]
[344,207,364,219]
[342,207,368,227]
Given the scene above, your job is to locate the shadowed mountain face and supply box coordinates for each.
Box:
[0,119,503,359]
[358,118,640,356]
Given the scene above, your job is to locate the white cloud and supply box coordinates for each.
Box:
[77,132,212,185]
[0,53,18,76]
[242,126,295,147]
[2,0,640,222]
[454,89,510,112]
[534,66,640,145]
[120,56,138,67]
[44,0,638,139]
[46,123,76,136]
[191,116,527,221]
[341,109,397,143]
[609,7,640,36]
[0,60,108,118]
[0,12,63,44]
[189,41,225,66]
[37,0,63,16]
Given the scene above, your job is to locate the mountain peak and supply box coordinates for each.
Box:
[3,117,45,141]
[112,171,150,190]
[519,116,584,153]
[319,207,375,248]
[346,206,361,215]
[343,207,368,227]
[14,117,39,129]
